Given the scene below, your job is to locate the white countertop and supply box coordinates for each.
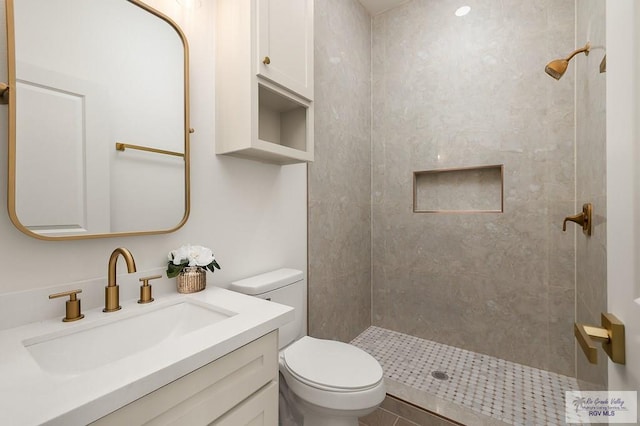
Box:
[0,287,293,426]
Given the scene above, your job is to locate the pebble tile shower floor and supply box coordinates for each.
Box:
[352,326,581,426]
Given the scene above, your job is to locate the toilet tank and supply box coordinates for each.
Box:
[229,269,305,349]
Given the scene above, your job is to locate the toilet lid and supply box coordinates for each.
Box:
[282,336,383,391]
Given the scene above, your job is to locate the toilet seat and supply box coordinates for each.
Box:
[281,336,383,392]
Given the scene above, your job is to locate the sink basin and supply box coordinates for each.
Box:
[23,300,235,375]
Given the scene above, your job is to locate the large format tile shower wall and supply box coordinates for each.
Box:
[309,0,372,342]
[371,0,576,376]
[575,0,607,389]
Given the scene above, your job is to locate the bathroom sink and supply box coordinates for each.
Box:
[0,287,294,425]
[23,300,235,375]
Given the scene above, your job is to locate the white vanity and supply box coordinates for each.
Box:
[0,287,293,425]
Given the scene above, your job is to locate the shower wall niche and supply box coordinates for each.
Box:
[413,165,504,213]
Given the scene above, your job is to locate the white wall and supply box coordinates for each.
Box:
[0,0,307,304]
[606,0,640,401]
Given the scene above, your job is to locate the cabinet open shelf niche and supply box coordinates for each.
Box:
[259,84,307,152]
[413,164,504,213]
[215,80,313,165]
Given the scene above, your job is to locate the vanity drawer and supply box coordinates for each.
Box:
[91,330,278,425]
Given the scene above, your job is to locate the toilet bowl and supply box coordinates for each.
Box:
[230,269,386,426]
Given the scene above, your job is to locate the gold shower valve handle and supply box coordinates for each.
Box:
[574,323,607,364]
[49,289,85,322]
[138,275,161,304]
[562,203,592,236]
[0,82,9,104]
[562,212,584,230]
[574,313,625,365]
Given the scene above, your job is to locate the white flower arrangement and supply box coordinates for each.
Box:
[167,244,221,278]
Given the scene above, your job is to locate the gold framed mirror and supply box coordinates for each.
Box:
[4,0,190,240]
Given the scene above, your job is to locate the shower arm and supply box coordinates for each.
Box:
[565,43,590,61]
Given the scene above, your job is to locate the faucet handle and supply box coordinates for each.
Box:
[49,289,85,322]
[138,275,162,304]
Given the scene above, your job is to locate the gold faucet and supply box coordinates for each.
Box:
[104,247,137,312]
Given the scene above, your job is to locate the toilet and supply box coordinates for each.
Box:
[230,268,385,426]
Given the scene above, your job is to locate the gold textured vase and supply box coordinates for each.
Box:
[177,266,206,293]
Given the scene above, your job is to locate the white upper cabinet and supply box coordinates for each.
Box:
[257,0,314,100]
[216,0,314,164]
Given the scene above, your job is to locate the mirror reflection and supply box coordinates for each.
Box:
[7,0,189,239]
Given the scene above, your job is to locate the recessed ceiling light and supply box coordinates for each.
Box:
[455,5,471,16]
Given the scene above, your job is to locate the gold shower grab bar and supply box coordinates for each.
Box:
[115,142,184,158]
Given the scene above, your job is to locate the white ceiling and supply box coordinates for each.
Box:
[358,0,410,16]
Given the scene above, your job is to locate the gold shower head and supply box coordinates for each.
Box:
[545,42,590,80]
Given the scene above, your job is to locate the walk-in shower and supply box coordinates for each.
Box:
[310,0,608,424]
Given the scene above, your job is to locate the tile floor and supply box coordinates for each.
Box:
[360,394,462,426]
[352,326,581,426]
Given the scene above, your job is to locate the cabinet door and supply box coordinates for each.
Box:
[90,332,278,426]
[211,382,278,426]
[257,0,313,100]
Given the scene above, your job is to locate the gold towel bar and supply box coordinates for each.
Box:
[115,142,184,158]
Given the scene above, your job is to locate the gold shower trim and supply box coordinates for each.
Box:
[412,164,504,214]
[116,142,185,158]
[562,203,592,236]
[574,313,625,365]
[599,55,606,73]
[545,42,590,80]
[0,82,9,104]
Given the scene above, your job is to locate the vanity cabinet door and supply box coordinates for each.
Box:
[257,0,313,101]
[90,331,278,425]
[211,382,278,426]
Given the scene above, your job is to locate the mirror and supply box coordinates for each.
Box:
[5,0,190,239]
